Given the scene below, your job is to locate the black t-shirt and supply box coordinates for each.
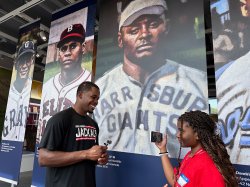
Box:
[39,107,99,187]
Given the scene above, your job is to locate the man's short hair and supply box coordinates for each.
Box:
[57,24,86,48]
[119,0,167,30]
[77,81,99,95]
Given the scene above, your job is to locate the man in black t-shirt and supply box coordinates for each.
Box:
[38,81,108,187]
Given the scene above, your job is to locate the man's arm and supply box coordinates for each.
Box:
[38,145,107,167]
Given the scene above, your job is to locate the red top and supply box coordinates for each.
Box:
[174,149,225,187]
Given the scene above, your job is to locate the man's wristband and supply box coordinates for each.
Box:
[159,151,168,155]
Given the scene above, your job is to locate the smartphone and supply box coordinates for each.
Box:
[151,131,163,143]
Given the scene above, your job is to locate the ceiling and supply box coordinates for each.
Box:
[0,0,79,81]
[0,0,216,97]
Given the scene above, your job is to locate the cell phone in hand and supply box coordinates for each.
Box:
[151,131,163,143]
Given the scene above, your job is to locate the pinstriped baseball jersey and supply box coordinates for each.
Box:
[216,51,250,165]
[36,69,91,143]
[2,78,32,141]
[94,60,208,157]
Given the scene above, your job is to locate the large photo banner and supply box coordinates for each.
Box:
[211,0,250,186]
[0,20,39,185]
[31,1,96,186]
[95,0,208,186]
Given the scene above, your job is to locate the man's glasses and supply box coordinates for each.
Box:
[59,42,79,53]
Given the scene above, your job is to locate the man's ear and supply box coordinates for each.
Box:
[78,92,83,99]
[164,19,170,36]
[82,42,86,55]
[118,31,123,48]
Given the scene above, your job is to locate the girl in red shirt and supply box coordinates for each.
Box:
[156,110,238,187]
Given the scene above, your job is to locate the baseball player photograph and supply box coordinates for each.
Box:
[36,8,94,143]
[212,0,250,165]
[94,0,208,157]
[2,41,36,141]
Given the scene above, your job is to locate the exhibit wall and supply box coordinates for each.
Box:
[31,1,96,186]
[94,0,209,186]
[211,0,250,185]
[0,20,40,185]
[0,68,11,141]
[1,0,250,186]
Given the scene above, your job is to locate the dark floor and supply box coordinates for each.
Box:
[0,171,32,187]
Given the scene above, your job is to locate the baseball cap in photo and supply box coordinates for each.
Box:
[57,24,85,48]
[17,41,35,59]
[119,0,167,30]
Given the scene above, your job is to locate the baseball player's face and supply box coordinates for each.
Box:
[16,53,34,79]
[241,0,250,17]
[58,40,84,70]
[78,87,100,114]
[118,14,167,63]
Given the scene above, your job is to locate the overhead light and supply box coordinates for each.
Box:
[39,30,47,41]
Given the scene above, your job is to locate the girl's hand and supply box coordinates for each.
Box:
[155,134,167,152]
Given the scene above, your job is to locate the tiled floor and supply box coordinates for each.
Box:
[0,171,32,187]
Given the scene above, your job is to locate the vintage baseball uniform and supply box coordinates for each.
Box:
[216,51,250,165]
[39,107,99,187]
[94,60,208,157]
[36,69,91,142]
[2,78,32,141]
[174,149,225,187]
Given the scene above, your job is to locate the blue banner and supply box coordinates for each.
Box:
[31,147,46,187]
[235,165,250,187]
[0,20,40,185]
[96,151,179,187]
[211,0,250,186]
[0,141,23,184]
[95,0,208,186]
[31,1,96,186]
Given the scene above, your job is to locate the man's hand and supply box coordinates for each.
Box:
[87,145,107,161]
[97,152,108,165]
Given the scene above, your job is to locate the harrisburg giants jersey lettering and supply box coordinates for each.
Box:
[216,51,250,165]
[95,60,208,157]
[75,125,97,141]
[36,70,91,142]
[2,79,32,141]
